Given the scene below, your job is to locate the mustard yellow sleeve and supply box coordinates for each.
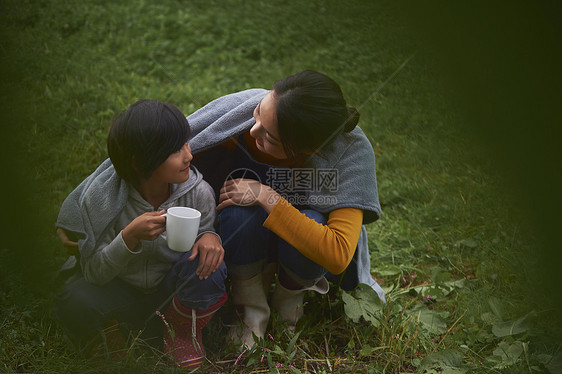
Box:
[263,198,364,274]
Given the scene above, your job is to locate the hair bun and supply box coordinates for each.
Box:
[344,106,360,132]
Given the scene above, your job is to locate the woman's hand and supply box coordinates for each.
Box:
[122,210,166,251]
[187,233,224,279]
[217,178,280,213]
[56,228,79,255]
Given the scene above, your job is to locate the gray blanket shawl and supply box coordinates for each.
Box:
[187,89,385,300]
[56,159,202,262]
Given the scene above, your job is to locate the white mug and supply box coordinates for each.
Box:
[161,207,201,252]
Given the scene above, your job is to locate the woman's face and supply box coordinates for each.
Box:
[249,92,287,159]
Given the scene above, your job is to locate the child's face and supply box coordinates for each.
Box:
[148,142,193,185]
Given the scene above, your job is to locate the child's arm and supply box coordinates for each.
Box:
[186,181,224,280]
[56,228,79,256]
[81,211,166,285]
[188,233,224,280]
[121,210,166,251]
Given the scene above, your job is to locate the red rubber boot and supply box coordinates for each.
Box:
[163,292,228,369]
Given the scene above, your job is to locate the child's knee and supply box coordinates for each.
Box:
[176,263,227,310]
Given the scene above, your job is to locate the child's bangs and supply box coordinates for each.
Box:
[160,105,190,154]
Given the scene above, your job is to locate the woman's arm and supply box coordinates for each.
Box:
[263,198,363,274]
[218,179,363,274]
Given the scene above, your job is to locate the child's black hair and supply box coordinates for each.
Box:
[107,100,190,186]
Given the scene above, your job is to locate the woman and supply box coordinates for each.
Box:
[189,70,384,348]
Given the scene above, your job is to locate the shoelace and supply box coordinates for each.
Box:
[191,309,203,353]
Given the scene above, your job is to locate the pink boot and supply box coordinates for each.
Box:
[163,293,228,369]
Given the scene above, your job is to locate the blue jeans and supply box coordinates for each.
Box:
[218,205,328,287]
[54,251,227,346]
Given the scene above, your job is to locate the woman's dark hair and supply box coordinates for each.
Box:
[107,100,190,186]
[272,70,360,159]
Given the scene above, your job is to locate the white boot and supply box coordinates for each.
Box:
[271,277,329,328]
[228,273,270,348]
[262,262,278,296]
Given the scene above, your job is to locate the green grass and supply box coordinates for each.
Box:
[1,0,561,373]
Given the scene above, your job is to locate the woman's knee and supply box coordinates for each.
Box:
[219,206,266,242]
[278,255,327,287]
[278,209,327,285]
[218,205,270,264]
[219,205,265,229]
[300,209,327,224]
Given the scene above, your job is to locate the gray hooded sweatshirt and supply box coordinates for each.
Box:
[56,163,217,290]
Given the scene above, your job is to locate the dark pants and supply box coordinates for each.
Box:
[218,205,328,287]
[54,250,227,347]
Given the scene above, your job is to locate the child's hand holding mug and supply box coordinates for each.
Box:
[122,210,167,251]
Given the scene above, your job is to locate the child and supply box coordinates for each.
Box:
[54,100,227,370]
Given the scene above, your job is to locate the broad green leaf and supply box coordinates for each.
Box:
[535,353,553,365]
[457,238,478,248]
[396,278,466,300]
[487,297,504,319]
[492,313,530,337]
[480,312,500,325]
[342,284,384,326]
[418,349,465,373]
[375,264,403,276]
[491,340,525,367]
[246,356,257,366]
[341,291,364,323]
[359,344,375,357]
[410,304,449,335]
[546,350,562,374]
[272,345,285,355]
